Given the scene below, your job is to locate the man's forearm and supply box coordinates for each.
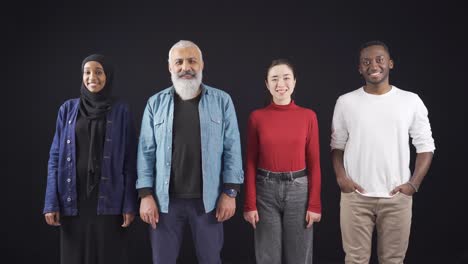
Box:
[409,152,434,190]
[331,149,347,179]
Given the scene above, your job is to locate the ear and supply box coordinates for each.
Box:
[200,60,204,71]
[389,59,394,69]
[168,63,172,74]
[265,80,269,90]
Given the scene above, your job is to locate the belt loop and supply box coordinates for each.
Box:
[289,172,293,181]
[266,171,270,178]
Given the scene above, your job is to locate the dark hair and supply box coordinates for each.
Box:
[359,40,391,59]
[265,58,296,81]
[264,58,296,105]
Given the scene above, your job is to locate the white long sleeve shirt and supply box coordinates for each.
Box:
[331,86,435,197]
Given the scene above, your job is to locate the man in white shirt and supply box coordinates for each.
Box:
[331,40,435,264]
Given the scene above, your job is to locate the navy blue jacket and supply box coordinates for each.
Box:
[43,99,138,215]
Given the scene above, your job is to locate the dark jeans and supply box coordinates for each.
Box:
[255,171,313,264]
[148,198,223,264]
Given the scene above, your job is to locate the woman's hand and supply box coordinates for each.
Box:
[243,210,260,229]
[45,211,61,226]
[305,211,321,228]
[122,213,135,227]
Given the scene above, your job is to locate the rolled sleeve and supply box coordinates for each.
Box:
[410,95,435,153]
[330,97,348,151]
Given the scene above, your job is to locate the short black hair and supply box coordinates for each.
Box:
[359,40,391,58]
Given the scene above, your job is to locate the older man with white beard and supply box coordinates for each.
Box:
[136,40,244,264]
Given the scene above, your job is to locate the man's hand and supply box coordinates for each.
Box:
[243,210,259,229]
[140,195,159,229]
[305,211,321,228]
[390,183,416,196]
[337,176,365,193]
[216,193,236,222]
[45,211,61,226]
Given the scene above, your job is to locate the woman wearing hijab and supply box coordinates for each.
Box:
[43,54,138,264]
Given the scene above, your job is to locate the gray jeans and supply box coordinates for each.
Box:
[254,172,313,264]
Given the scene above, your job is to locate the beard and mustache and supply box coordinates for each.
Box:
[171,70,203,100]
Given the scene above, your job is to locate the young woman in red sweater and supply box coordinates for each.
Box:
[243,59,322,263]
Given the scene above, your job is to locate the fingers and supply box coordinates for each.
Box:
[122,214,135,228]
[354,183,365,193]
[244,212,259,229]
[45,214,52,225]
[140,197,158,229]
[390,185,402,195]
[45,212,61,226]
[217,207,235,222]
[305,213,313,228]
[122,214,129,227]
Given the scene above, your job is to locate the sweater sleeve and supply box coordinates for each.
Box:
[330,96,348,151]
[243,113,259,212]
[306,111,322,214]
[409,95,435,153]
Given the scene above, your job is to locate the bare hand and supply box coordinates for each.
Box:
[337,176,365,193]
[45,211,61,226]
[140,195,159,229]
[305,211,321,228]
[216,193,236,222]
[243,210,259,229]
[121,213,135,228]
[390,183,415,196]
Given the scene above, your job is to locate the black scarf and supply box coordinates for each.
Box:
[78,54,114,197]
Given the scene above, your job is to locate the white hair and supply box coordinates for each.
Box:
[168,40,203,62]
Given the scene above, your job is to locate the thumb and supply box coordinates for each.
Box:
[121,214,127,227]
[355,183,365,193]
[390,186,400,195]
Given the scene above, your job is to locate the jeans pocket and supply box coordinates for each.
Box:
[292,176,308,187]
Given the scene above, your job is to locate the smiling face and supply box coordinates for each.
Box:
[168,46,204,100]
[359,45,393,87]
[82,61,106,93]
[169,46,204,80]
[266,64,296,105]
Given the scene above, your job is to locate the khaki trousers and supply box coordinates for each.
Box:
[340,192,413,264]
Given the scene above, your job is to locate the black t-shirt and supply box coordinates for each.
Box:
[169,93,203,198]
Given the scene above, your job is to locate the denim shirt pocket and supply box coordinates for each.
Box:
[153,118,165,140]
[208,114,223,152]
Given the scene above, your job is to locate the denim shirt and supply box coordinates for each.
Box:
[43,99,138,216]
[137,85,244,213]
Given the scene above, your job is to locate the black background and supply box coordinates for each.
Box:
[4,1,467,263]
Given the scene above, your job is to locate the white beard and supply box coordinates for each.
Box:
[171,71,203,100]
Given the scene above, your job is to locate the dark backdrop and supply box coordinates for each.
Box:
[4,1,467,263]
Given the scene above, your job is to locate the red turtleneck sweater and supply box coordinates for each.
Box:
[243,101,321,214]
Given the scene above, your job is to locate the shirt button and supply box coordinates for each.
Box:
[67,178,71,183]
[66,139,71,144]
[166,162,170,166]
[165,180,168,185]
[67,157,71,162]
[67,197,71,202]
[167,146,171,150]
[68,120,72,124]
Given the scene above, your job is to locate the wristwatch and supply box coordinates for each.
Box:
[223,188,238,198]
